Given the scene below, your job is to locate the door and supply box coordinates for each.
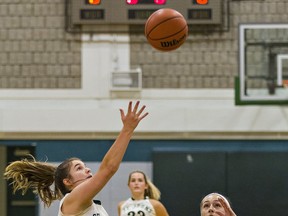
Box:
[227,152,288,216]
[153,151,226,216]
[6,146,36,216]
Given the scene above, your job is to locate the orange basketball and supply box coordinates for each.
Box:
[145,8,188,52]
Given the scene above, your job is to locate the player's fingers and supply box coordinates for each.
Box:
[136,105,146,116]
[132,101,140,113]
[218,197,236,216]
[218,197,229,208]
[214,211,225,216]
[120,109,125,119]
[139,112,149,121]
[127,101,132,113]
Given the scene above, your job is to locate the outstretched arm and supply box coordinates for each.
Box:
[99,101,148,176]
[66,101,148,211]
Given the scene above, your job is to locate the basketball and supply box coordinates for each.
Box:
[145,8,188,52]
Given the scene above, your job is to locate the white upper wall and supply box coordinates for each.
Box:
[0,34,287,135]
[1,94,288,133]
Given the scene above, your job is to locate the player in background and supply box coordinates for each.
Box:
[118,170,169,216]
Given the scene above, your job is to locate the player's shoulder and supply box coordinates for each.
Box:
[148,198,163,206]
[148,199,169,216]
[118,200,126,208]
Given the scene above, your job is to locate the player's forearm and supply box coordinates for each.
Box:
[100,127,134,174]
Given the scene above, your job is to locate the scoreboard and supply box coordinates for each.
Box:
[69,0,222,29]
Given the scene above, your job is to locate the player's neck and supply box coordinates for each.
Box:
[131,194,145,200]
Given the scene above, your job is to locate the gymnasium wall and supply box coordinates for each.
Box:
[0,0,287,136]
[1,1,288,216]
[3,139,288,216]
[0,0,286,89]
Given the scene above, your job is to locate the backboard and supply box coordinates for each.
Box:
[236,23,288,105]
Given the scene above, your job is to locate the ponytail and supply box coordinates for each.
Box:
[146,178,161,200]
[4,156,59,207]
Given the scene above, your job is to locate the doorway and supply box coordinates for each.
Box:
[5,146,36,216]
